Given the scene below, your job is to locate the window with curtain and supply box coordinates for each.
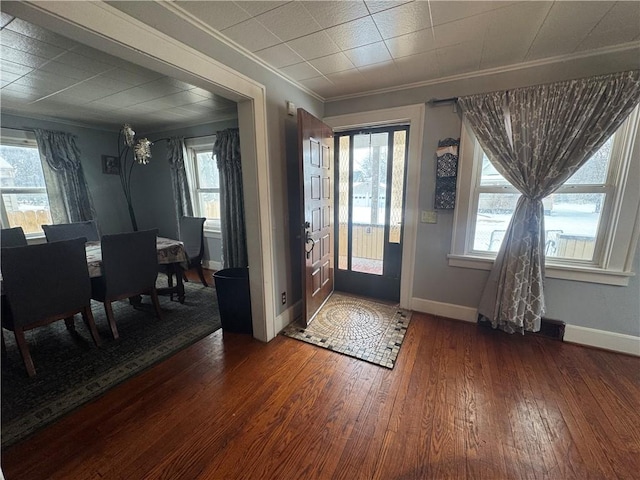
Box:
[450,106,639,286]
[185,135,220,231]
[0,128,53,235]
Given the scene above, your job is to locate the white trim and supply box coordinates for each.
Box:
[324,104,425,310]
[326,42,640,102]
[6,1,278,342]
[447,254,635,286]
[410,298,478,323]
[275,300,303,334]
[565,325,640,357]
[203,259,222,271]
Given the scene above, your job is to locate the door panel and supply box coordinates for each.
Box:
[334,126,409,302]
[299,109,334,324]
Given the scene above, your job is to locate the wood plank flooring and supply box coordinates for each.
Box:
[2,312,639,479]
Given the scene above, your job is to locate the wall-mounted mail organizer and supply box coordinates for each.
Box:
[434,137,460,210]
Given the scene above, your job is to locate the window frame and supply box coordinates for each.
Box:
[184,135,221,234]
[449,106,640,286]
[0,128,51,238]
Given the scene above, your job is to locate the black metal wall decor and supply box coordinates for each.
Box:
[434,137,460,210]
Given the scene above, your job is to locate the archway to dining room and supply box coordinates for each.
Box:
[2,1,278,342]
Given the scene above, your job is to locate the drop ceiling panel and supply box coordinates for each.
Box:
[174,1,250,31]
[255,2,323,42]
[221,19,281,52]
[286,31,341,60]
[280,62,321,82]
[302,1,370,29]
[325,16,382,50]
[385,28,435,59]
[309,52,356,75]
[254,43,304,68]
[344,42,393,68]
[371,2,433,40]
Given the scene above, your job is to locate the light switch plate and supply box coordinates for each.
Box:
[421,210,437,223]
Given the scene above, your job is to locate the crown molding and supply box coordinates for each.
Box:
[157,1,325,103]
[325,41,640,102]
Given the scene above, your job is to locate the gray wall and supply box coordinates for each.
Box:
[325,58,640,337]
[0,113,131,235]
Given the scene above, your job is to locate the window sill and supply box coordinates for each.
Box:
[204,228,221,239]
[447,254,634,286]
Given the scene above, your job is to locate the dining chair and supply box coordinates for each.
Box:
[1,226,28,247]
[1,238,101,377]
[42,220,100,242]
[162,216,207,297]
[91,229,163,339]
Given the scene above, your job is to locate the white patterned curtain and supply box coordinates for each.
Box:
[34,129,96,224]
[214,128,248,268]
[458,70,640,334]
[166,137,194,238]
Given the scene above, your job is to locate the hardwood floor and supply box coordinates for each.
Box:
[2,312,639,479]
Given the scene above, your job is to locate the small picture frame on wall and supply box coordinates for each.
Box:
[102,155,120,175]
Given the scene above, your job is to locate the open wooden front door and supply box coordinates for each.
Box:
[298,108,334,325]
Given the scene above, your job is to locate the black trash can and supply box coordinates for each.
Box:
[213,267,253,334]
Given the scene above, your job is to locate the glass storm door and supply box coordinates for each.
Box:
[335,125,408,302]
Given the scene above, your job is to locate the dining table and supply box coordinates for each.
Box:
[85,236,188,303]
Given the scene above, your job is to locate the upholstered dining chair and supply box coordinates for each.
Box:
[90,229,162,340]
[161,216,207,297]
[1,238,101,377]
[42,220,100,242]
[1,226,28,247]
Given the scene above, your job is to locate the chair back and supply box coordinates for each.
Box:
[179,216,205,262]
[100,229,159,298]
[43,221,100,243]
[1,227,28,247]
[1,238,91,327]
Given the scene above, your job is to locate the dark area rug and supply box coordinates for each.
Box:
[282,292,411,369]
[1,275,220,449]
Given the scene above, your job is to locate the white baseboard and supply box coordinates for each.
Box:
[410,297,478,323]
[564,325,640,356]
[275,300,303,334]
[411,297,639,356]
[203,259,222,271]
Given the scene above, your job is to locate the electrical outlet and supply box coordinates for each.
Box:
[281,292,286,305]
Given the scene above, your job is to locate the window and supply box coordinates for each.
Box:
[185,136,220,231]
[450,106,640,286]
[0,128,52,236]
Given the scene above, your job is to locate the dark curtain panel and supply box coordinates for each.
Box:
[166,137,194,238]
[214,128,248,268]
[458,70,640,334]
[34,129,96,224]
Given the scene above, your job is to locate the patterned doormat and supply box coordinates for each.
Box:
[282,292,411,369]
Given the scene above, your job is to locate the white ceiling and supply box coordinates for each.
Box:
[1,1,639,131]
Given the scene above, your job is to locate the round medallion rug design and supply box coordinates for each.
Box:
[282,293,411,369]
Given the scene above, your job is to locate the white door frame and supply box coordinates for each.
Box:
[324,104,425,309]
[4,1,277,341]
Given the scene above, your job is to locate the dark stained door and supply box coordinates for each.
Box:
[298,108,334,325]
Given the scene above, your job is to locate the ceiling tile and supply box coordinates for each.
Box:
[4,17,78,50]
[256,2,324,42]
[432,13,491,49]
[0,30,66,61]
[221,19,281,52]
[309,52,356,75]
[174,1,250,31]
[344,41,393,67]
[1,12,14,28]
[286,31,340,60]
[364,1,414,15]
[234,1,289,17]
[536,2,608,39]
[54,51,118,75]
[100,67,163,87]
[38,60,100,82]
[0,45,48,69]
[325,69,370,97]
[436,41,483,77]
[372,2,432,39]
[255,43,304,68]
[0,60,33,77]
[394,50,440,83]
[280,62,322,81]
[429,1,517,26]
[1,71,21,86]
[299,75,334,92]
[385,28,435,59]
[326,16,383,50]
[14,70,81,93]
[482,1,552,68]
[576,1,640,51]
[577,26,640,52]
[302,1,369,29]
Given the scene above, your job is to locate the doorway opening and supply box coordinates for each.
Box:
[334,125,409,302]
